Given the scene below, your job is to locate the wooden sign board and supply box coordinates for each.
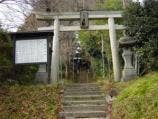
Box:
[15,38,47,64]
[11,31,54,64]
[80,10,89,29]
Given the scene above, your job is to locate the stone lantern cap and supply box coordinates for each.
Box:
[119,36,136,48]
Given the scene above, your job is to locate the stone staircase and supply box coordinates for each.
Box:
[59,83,107,119]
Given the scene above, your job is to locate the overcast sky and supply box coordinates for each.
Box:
[0,0,144,32]
[0,0,32,31]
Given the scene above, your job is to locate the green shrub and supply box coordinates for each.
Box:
[0,30,38,85]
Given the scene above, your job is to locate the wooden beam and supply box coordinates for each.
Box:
[34,11,123,20]
[38,25,125,31]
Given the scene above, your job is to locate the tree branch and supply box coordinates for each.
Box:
[0,0,6,3]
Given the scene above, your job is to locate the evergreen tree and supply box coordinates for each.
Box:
[124,0,158,74]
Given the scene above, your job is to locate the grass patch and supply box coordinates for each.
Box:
[98,72,158,119]
[0,84,61,119]
[97,77,134,94]
[112,72,158,119]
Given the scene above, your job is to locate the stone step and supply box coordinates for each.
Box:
[65,83,98,87]
[60,83,107,119]
[76,117,108,119]
[60,111,106,118]
[64,91,104,95]
[64,83,100,90]
[63,105,106,112]
[64,95,105,101]
[65,90,101,94]
[63,100,106,106]
[65,117,109,119]
[65,87,101,92]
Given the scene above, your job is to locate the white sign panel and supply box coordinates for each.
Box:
[15,39,47,64]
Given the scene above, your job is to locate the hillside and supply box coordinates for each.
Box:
[112,72,158,119]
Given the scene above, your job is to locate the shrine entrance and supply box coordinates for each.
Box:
[34,10,125,83]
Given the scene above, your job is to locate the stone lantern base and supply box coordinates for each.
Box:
[122,68,137,81]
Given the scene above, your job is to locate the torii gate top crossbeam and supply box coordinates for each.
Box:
[34,11,123,20]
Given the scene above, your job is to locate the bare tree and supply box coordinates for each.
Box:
[0,0,34,30]
[122,0,132,8]
[0,0,7,3]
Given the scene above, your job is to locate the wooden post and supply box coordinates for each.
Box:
[51,17,60,83]
[101,34,105,78]
[108,17,121,82]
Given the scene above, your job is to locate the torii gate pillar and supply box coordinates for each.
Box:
[108,17,121,81]
[51,17,60,83]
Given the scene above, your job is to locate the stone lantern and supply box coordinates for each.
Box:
[119,35,137,81]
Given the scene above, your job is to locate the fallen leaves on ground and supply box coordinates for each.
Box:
[0,84,61,119]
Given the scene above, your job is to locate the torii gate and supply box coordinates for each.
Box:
[34,11,125,83]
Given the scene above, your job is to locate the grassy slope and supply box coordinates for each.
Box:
[0,84,60,119]
[112,72,158,119]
